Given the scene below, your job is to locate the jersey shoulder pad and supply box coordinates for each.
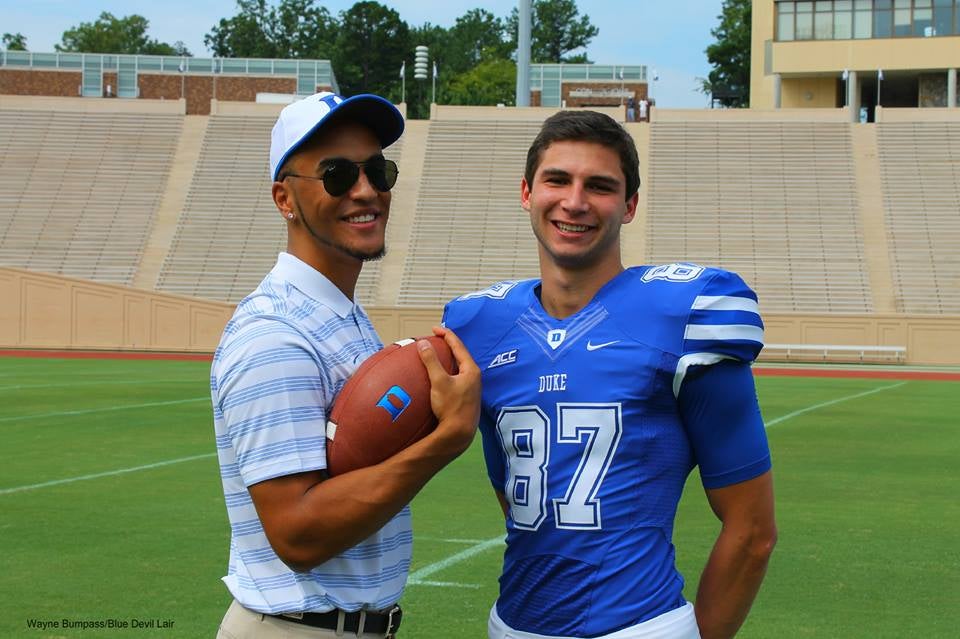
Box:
[623,264,764,363]
[442,280,536,356]
[682,266,763,364]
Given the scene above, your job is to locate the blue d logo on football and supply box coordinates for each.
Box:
[376,385,412,422]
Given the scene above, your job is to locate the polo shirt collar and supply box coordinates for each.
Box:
[273,252,356,318]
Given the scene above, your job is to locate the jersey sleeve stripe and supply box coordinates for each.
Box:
[691,295,759,313]
[684,324,765,343]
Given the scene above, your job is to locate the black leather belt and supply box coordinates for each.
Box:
[271,605,402,636]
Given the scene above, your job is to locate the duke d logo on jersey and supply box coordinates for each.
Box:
[546,329,567,350]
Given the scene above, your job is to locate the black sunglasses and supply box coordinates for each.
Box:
[284,157,399,197]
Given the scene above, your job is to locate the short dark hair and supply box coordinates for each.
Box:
[524,110,640,200]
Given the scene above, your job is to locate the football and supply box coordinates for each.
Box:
[325,335,457,476]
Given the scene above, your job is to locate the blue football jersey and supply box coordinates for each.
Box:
[443,264,770,637]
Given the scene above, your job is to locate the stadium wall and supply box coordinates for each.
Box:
[0,267,232,353]
[2,269,958,365]
[0,69,326,115]
[0,68,81,97]
[0,93,185,113]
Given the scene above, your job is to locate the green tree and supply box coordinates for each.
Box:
[56,12,190,55]
[704,0,751,107]
[446,9,510,70]
[333,2,409,97]
[205,0,335,59]
[446,59,516,106]
[271,0,336,59]
[2,32,28,51]
[507,0,598,63]
[205,0,275,57]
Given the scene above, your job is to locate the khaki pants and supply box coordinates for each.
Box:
[217,600,396,639]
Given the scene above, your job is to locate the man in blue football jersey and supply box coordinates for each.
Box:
[443,110,776,639]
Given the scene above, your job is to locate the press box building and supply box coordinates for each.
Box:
[751,0,960,120]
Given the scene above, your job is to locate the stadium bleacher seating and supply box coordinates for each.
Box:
[646,120,873,313]
[398,120,542,306]
[877,122,960,314]
[0,108,182,286]
[154,114,402,306]
[2,98,958,334]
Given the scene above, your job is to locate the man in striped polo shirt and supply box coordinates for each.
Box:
[212,92,481,638]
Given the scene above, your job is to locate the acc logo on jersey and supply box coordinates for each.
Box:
[488,349,518,369]
[641,263,705,283]
[458,281,519,301]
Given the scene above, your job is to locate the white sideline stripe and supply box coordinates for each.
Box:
[0,397,209,424]
[408,536,503,589]
[0,379,196,392]
[410,580,482,589]
[765,382,907,428]
[0,453,216,495]
[417,537,489,544]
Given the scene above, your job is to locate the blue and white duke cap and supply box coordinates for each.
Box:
[269,91,405,181]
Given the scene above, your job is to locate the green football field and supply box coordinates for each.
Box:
[1,355,957,638]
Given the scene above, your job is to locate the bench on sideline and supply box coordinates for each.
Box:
[761,344,906,364]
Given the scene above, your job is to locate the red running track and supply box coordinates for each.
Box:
[2,350,959,381]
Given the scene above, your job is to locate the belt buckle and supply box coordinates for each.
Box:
[385,605,401,636]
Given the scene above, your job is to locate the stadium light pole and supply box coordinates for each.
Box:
[414,45,428,114]
[877,68,883,109]
[516,0,531,107]
[619,67,625,106]
[842,69,849,107]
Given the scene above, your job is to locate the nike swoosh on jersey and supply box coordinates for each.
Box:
[586,340,620,351]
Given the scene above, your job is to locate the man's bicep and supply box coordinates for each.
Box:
[248,469,327,531]
[217,324,331,486]
[678,360,771,490]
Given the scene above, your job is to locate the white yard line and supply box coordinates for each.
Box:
[0,379,197,392]
[765,381,907,428]
[408,536,503,589]
[0,397,209,424]
[0,453,216,495]
[415,536,491,544]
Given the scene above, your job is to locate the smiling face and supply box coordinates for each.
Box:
[273,120,391,290]
[521,140,639,275]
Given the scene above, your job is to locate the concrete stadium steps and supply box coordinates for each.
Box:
[398,120,543,306]
[646,121,872,313]
[154,113,403,305]
[0,109,182,286]
[877,122,960,314]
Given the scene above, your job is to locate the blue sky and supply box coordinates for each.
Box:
[1,0,725,108]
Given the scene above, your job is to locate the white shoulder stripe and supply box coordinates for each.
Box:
[684,324,765,343]
[673,353,735,397]
[692,295,760,314]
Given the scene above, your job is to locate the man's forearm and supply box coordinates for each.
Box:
[694,524,775,639]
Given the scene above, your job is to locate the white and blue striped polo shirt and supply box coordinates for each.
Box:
[211,252,411,614]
